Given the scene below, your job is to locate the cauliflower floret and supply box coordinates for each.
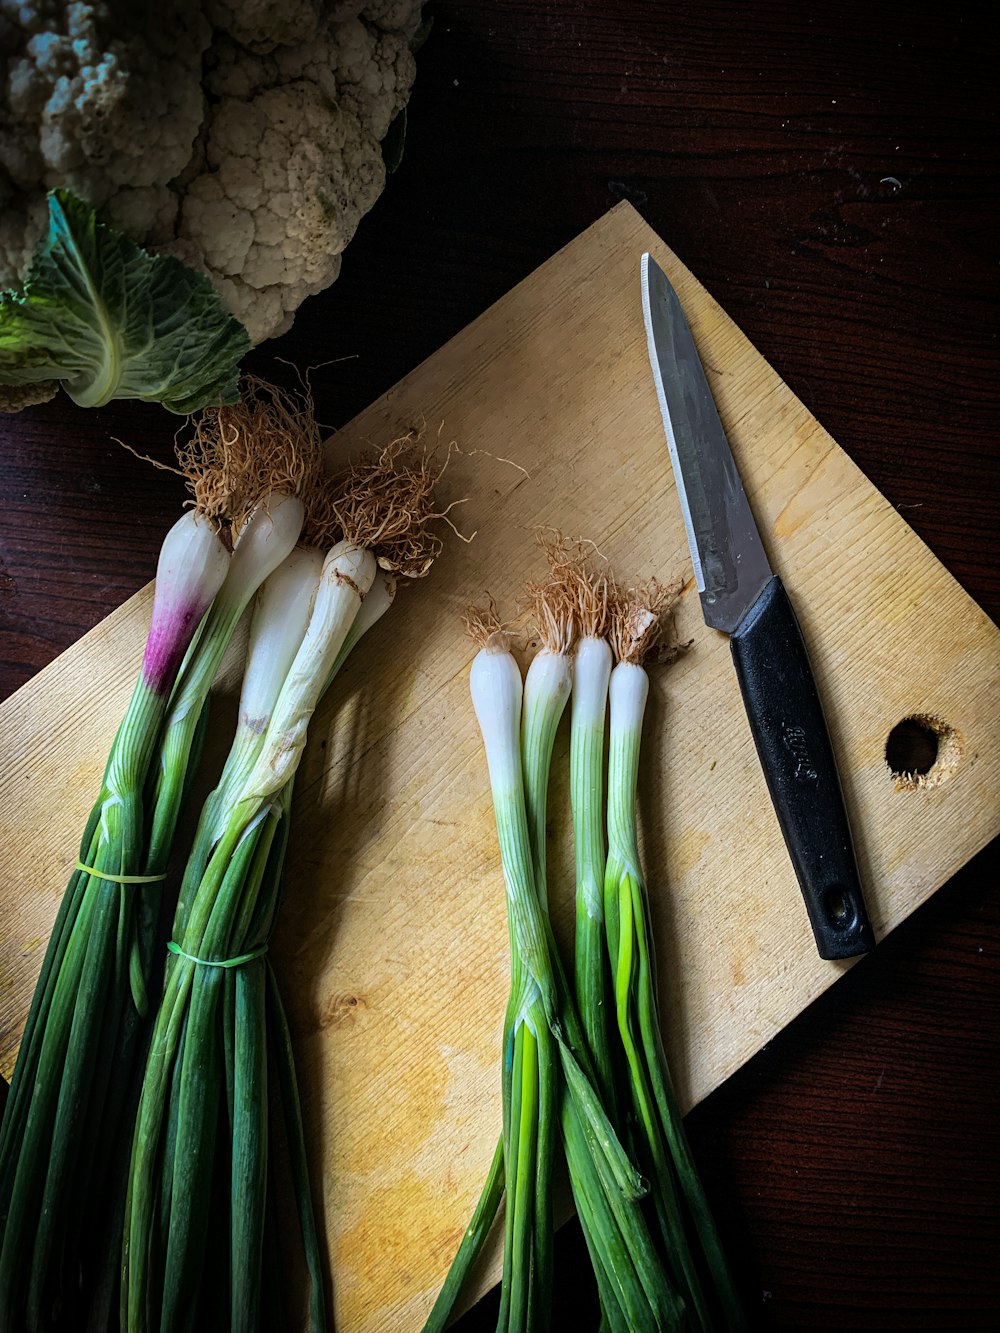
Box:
[204,0,324,53]
[0,0,209,280]
[0,379,58,411]
[177,80,384,344]
[358,0,424,36]
[0,0,424,344]
[0,187,48,281]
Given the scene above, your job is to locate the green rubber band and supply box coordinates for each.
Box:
[74,860,167,885]
[167,940,268,970]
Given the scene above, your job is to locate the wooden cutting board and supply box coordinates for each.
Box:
[1,202,998,1328]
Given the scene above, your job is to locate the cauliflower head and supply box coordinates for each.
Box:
[0,0,424,344]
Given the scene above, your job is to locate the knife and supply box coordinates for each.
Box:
[640,252,876,960]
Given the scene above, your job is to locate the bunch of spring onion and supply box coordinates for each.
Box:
[521,575,685,1333]
[592,577,746,1332]
[427,552,746,1331]
[122,440,443,1332]
[0,379,322,1331]
[556,555,743,1328]
[425,586,679,1333]
[140,377,325,876]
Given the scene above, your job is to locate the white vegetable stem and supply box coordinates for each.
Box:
[323,569,397,693]
[470,643,524,795]
[571,636,612,921]
[520,649,572,911]
[145,492,305,869]
[570,634,614,1104]
[102,510,230,812]
[346,569,397,646]
[140,511,230,695]
[239,546,324,729]
[470,641,555,1026]
[607,662,648,875]
[242,541,376,804]
[203,544,324,846]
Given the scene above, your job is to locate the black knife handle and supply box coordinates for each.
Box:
[730,575,876,960]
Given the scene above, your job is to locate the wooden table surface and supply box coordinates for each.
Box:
[1,3,997,1328]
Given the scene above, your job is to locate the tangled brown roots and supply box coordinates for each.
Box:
[523,539,578,654]
[177,375,323,534]
[464,599,512,653]
[327,438,444,578]
[608,576,687,666]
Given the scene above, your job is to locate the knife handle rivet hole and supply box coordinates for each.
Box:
[885,713,963,792]
[823,886,854,929]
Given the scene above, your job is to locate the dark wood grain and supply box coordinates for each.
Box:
[1,2,997,1327]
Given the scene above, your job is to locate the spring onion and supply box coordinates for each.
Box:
[426,589,677,1333]
[521,574,682,1333]
[604,582,746,1331]
[124,436,444,1331]
[568,574,616,1111]
[0,507,230,1330]
[428,551,747,1331]
[0,376,328,1331]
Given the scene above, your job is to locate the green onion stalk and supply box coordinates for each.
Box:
[472,619,562,1333]
[568,574,616,1111]
[495,618,572,1331]
[142,375,328,878]
[0,378,324,1332]
[85,415,315,1332]
[0,507,230,1333]
[424,596,675,1333]
[122,539,376,1332]
[524,578,683,1333]
[124,440,441,1332]
[604,585,746,1332]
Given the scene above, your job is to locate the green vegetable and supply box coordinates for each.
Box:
[521,599,681,1333]
[422,1141,506,1333]
[0,509,232,1330]
[570,629,616,1111]
[427,554,747,1332]
[500,639,566,1332]
[0,190,249,414]
[125,432,442,1330]
[427,597,677,1333]
[0,385,323,1330]
[0,5,426,347]
[603,584,747,1332]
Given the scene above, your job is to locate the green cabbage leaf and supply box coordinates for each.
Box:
[0,190,250,415]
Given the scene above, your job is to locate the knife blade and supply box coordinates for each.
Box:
[640,252,876,960]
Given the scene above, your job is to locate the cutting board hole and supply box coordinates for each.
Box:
[885,714,962,791]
